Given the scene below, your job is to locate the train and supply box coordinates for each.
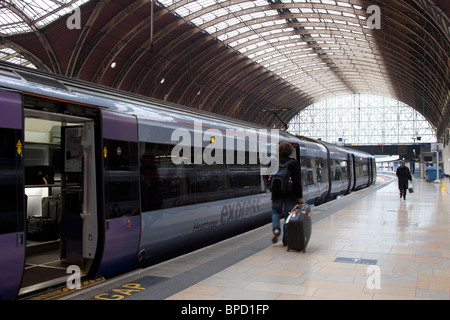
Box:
[0,61,376,300]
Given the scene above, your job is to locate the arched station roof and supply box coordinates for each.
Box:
[0,0,449,139]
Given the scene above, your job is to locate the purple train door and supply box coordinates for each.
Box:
[96,110,141,276]
[0,90,25,300]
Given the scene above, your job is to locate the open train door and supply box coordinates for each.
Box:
[96,110,141,276]
[0,90,25,300]
[79,121,99,273]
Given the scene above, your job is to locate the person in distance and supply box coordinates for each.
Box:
[396,160,412,200]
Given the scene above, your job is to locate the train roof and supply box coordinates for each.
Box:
[0,61,373,158]
[0,61,277,135]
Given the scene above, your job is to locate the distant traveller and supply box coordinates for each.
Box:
[396,160,412,200]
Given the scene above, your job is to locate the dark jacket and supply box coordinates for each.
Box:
[396,165,412,190]
[271,156,303,200]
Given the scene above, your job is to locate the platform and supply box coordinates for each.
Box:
[59,174,450,301]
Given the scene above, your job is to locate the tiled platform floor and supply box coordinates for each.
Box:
[63,174,450,300]
[166,175,450,300]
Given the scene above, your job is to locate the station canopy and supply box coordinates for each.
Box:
[0,0,449,139]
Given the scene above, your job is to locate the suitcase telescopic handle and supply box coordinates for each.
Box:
[290,204,299,213]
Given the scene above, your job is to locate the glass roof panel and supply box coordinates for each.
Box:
[0,0,90,35]
[0,46,36,68]
[0,0,90,67]
[0,0,384,98]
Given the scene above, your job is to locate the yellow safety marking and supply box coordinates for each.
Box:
[16,140,22,155]
[103,146,107,158]
[26,277,105,300]
[94,283,146,300]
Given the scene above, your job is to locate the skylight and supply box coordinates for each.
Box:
[0,0,90,36]
[0,0,384,100]
[0,0,90,67]
[157,0,379,91]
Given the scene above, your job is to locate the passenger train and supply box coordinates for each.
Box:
[0,62,376,299]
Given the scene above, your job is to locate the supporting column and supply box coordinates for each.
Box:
[443,132,449,177]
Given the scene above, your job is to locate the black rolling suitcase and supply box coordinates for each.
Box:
[286,204,312,252]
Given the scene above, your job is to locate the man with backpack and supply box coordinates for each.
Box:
[270,142,304,245]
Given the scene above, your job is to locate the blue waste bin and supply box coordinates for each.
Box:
[426,167,443,181]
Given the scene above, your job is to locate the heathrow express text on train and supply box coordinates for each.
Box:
[193,198,261,232]
[171,120,280,175]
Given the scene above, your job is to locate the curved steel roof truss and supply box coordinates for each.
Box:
[0,0,448,139]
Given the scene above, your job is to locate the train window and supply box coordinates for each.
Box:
[300,157,314,186]
[229,166,261,197]
[140,143,194,210]
[103,139,140,219]
[311,157,324,184]
[340,160,348,179]
[300,154,329,185]
[331,159,348,181]
[355,162,361,177]
[139,142,265,211]
[103,139,138,171]
[319,157,328,183]
[363,163,369,175]
[195,165,230,203]
[332,162,342,181]
[354,159,368,178]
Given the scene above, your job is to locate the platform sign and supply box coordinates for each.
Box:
[431,143,443,152]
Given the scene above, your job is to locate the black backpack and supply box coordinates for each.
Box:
[270,159,295,194]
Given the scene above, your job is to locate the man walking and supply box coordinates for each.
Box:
[396,160,412,200]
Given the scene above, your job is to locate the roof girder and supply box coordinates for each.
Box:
[0,0,448,139]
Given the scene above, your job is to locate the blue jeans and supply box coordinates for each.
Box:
[272,198,297,244]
